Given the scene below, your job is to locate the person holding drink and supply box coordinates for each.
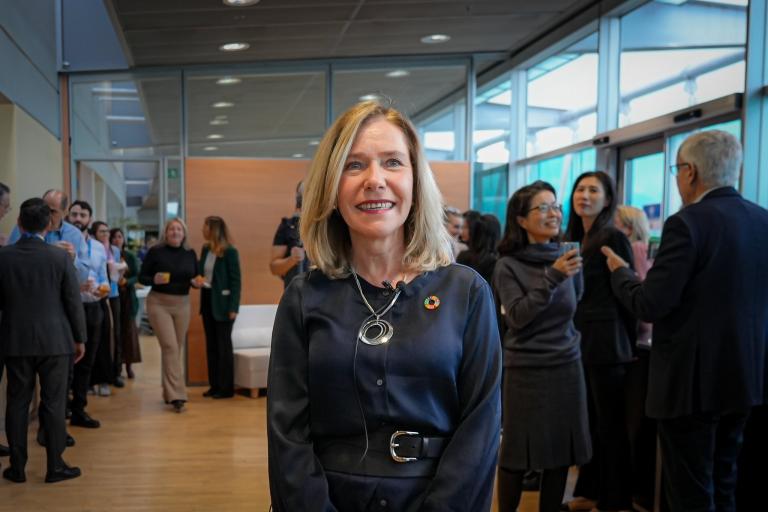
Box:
[493,181,591,512]
[139,218,198,413]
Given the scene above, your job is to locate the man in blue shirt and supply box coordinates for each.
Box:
[67,200,108,429]
[8,190,88,281]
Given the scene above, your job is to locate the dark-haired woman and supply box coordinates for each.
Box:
[564,171,636,512]
[493,181,591,512]
[457,213,500,284]
[197,216,241,399]
[110,228,142,380]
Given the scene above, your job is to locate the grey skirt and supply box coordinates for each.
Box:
[499,360,592,470]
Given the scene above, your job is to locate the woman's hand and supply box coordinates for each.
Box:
[228,312,238,321]
[552,249,583,277]
[153,272,170,285]
[190,275,206,288]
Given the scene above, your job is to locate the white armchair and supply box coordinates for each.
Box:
[232,305,278,396]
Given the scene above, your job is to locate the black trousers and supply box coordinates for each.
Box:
[71,301,103,413]
[658,411,749,512]
[201,289,234,395]
[5,355,69,472]
[737,405,768,511]
[575,363,634,510]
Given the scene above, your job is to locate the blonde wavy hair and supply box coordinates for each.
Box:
[300,101,453,279]
[615,205,650,243]
[158,217,191,250]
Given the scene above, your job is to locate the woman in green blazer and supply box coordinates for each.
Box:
[110,228,142,380]
[197,216,241,398]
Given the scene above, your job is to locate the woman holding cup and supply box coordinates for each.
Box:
[493,181,590,512]
[139,218,198,413]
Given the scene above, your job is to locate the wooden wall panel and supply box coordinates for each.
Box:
[184,158,469,384]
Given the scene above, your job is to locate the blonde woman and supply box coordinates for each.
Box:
[267,101,502,511]
[197,216,241,399]
[139,218,197,413]
[615,205,652,281]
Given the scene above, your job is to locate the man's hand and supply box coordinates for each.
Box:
[601,246,629,272]
[74,342,86,364]
[290,246,305,263]
[54,241,75,259]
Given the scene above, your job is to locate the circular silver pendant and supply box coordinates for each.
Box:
[358,317,394,346]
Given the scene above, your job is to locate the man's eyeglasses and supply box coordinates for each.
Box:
[669,162,692,176]
[527,203,562,215]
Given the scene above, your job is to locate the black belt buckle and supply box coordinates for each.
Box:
[389,430,419,463]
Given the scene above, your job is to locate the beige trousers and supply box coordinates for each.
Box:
[147,292,190,403]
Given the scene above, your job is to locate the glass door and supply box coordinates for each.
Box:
[618,138,665,236]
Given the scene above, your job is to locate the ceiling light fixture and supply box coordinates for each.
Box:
[210,119,229,126]
[309,140,320,146]
[207,134,224,140]
[216,76,242,85]
[222,0,260,6]
[292,153,304,158]
[359,94,381,101]
[420,34,451,44]
[203,146,219,151]
[386,69,410,78]
[219,42,250,52]
[212,101,234,108]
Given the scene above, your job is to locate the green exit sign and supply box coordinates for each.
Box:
[167,168,179,179]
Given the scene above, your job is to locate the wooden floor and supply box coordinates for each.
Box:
[0,336,561,511]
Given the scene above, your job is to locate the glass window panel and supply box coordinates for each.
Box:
[619,1,747,127]
[473,163,508,228]
[186,71,326,158]
[475,75,512,165]
[72,76,181,158]
[526,34,598,156]
[332,65,467,161]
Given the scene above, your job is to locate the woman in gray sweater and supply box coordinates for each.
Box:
[492,181,592,512]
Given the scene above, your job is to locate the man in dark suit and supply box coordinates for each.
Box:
[0,198,86,483]
[602,130,768,512]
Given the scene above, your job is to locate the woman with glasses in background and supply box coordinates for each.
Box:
[563,171,637,512]
[493,181,590,512]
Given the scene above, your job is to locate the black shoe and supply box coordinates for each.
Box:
[113,376,125,388]
[70,411,100,428]
[66,433,76,447]
[45,464,81,483]
[171,400,186,413]
[3,466,26,483]
[202,389,216,397]
[522,470,541,491]
[0,444,9,457]
[212,392,234,399]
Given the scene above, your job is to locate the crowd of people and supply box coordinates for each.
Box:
[0,188,241,483]
[0,99,766,512]
[266,101,767,512]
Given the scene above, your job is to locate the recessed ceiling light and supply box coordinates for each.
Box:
[207,134,224,140]
[309,140,320,146]
[386,69,410,78]
[210,119,229,126]
[359,94,381,101]
[292,153,304,158]
[216,76,242,85]
[212,101,234,108]
[219,42,250,52]
[222,0,260,6]
[420,34,451,44]
[203,146,219,151]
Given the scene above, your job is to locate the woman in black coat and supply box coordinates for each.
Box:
[563,171,637,512]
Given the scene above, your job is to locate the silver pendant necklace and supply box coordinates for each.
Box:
[351,269,402,346]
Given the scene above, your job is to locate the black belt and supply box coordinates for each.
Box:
[315,429,450,478]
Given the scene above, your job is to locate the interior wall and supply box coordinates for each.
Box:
[183,158,470,384]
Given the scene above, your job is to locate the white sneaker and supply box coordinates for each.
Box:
[98,384,111,396]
